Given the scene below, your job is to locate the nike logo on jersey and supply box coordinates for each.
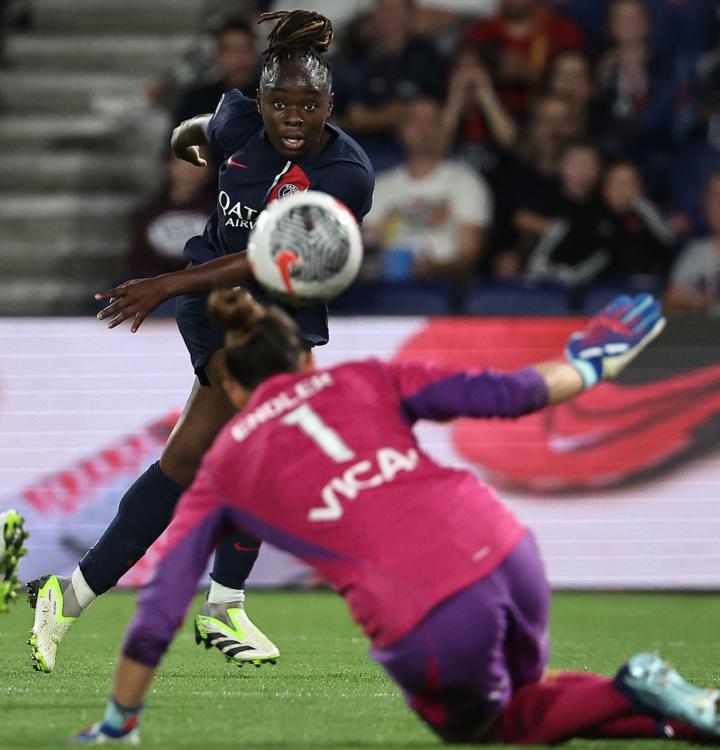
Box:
[227,157,247,168]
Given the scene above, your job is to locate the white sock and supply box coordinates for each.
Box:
[71,567,97,610]
[207,580,245,605]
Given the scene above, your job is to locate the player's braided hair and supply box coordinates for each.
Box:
[258,10,333,90]
[208,288,306,389]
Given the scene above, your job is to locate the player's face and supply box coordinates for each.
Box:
[603,164,642,214]
[400,99,444,159]
[258,62,333,161]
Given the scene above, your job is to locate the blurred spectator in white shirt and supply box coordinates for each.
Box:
[363,96,493,281]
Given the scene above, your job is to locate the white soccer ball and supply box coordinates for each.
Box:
[247,190,363,306]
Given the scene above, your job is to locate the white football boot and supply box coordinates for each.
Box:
[27,574,80,672]
[194,591,280,667]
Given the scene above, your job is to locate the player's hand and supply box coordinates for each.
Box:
[170,116,209,167]
[94,277,172,333]
[172,143,207,167]
[565,293,666,388]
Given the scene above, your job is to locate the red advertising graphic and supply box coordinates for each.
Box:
[395,316,720,491]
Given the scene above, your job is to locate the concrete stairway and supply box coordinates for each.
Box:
[0,0,206,314]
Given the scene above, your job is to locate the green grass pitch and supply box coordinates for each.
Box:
[1,590,717,748]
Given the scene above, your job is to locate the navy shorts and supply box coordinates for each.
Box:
[175,287,329,387]
[370,532,550,742]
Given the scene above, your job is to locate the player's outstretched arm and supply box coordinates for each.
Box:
[398,295,666,422]
[536,293,665,405]
[95,253,251,332]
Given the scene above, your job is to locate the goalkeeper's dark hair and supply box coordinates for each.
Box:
[208,288,306,390]
[257,10,333,91]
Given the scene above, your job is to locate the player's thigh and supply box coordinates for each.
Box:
[371,579,513,742]
[160,349,235,486]
[502,532,551,689]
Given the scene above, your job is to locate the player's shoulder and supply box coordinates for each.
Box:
[308,128,375,220]
[319,125,374,175]
[216,88,259,114]
[323,358,385,383]
[208,89,262,149]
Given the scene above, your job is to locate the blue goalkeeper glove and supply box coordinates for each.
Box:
[565,293,666,389]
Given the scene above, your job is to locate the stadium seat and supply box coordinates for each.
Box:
[460,279,571,316]
[329,280,456,315]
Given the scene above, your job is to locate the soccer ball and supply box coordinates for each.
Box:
[247,190,363,306]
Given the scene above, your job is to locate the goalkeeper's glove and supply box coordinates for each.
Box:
[565,293,666,389]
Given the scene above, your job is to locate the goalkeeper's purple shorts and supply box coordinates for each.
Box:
[370,532,550,742]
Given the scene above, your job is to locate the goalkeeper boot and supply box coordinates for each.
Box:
[70,698,141,745]
[27,574,81,673]
[70,722,140,746]
[615,652,720,739]
[194,591,280,667]
[0,509,28,613]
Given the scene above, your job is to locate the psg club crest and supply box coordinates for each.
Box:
[278,183,301,198]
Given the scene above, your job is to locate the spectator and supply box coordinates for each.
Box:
[489,93,583,277]
[601,159,675,282]
[665,29,720,239]
[171,17,260,128]
[542,49,603,139]
[441,47,519,174]
[341,0,448,170]
[363,96,493,282]
[461,0,585,123]
[413,0,500,54]
[550,0,719,64]
[526,139,610,288]
[664,170,720,315]
[126,150,216,279]
[594,0,676,188]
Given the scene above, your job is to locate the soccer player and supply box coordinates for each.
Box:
[71,289,719,745]
[27,10,374,673]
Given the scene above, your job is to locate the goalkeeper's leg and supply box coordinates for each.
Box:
[490,659,717,743]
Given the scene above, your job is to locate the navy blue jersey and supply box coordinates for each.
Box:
[183,90,375,265]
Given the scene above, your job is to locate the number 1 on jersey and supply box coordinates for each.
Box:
[282,403,355,462]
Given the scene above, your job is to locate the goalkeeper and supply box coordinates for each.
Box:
[71,291,718,745]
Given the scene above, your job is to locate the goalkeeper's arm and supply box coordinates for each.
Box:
[529,293,666,405]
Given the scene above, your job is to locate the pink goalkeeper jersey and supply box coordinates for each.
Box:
[124,359,549,666]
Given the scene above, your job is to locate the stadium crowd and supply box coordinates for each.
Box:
[65,0,720,315]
